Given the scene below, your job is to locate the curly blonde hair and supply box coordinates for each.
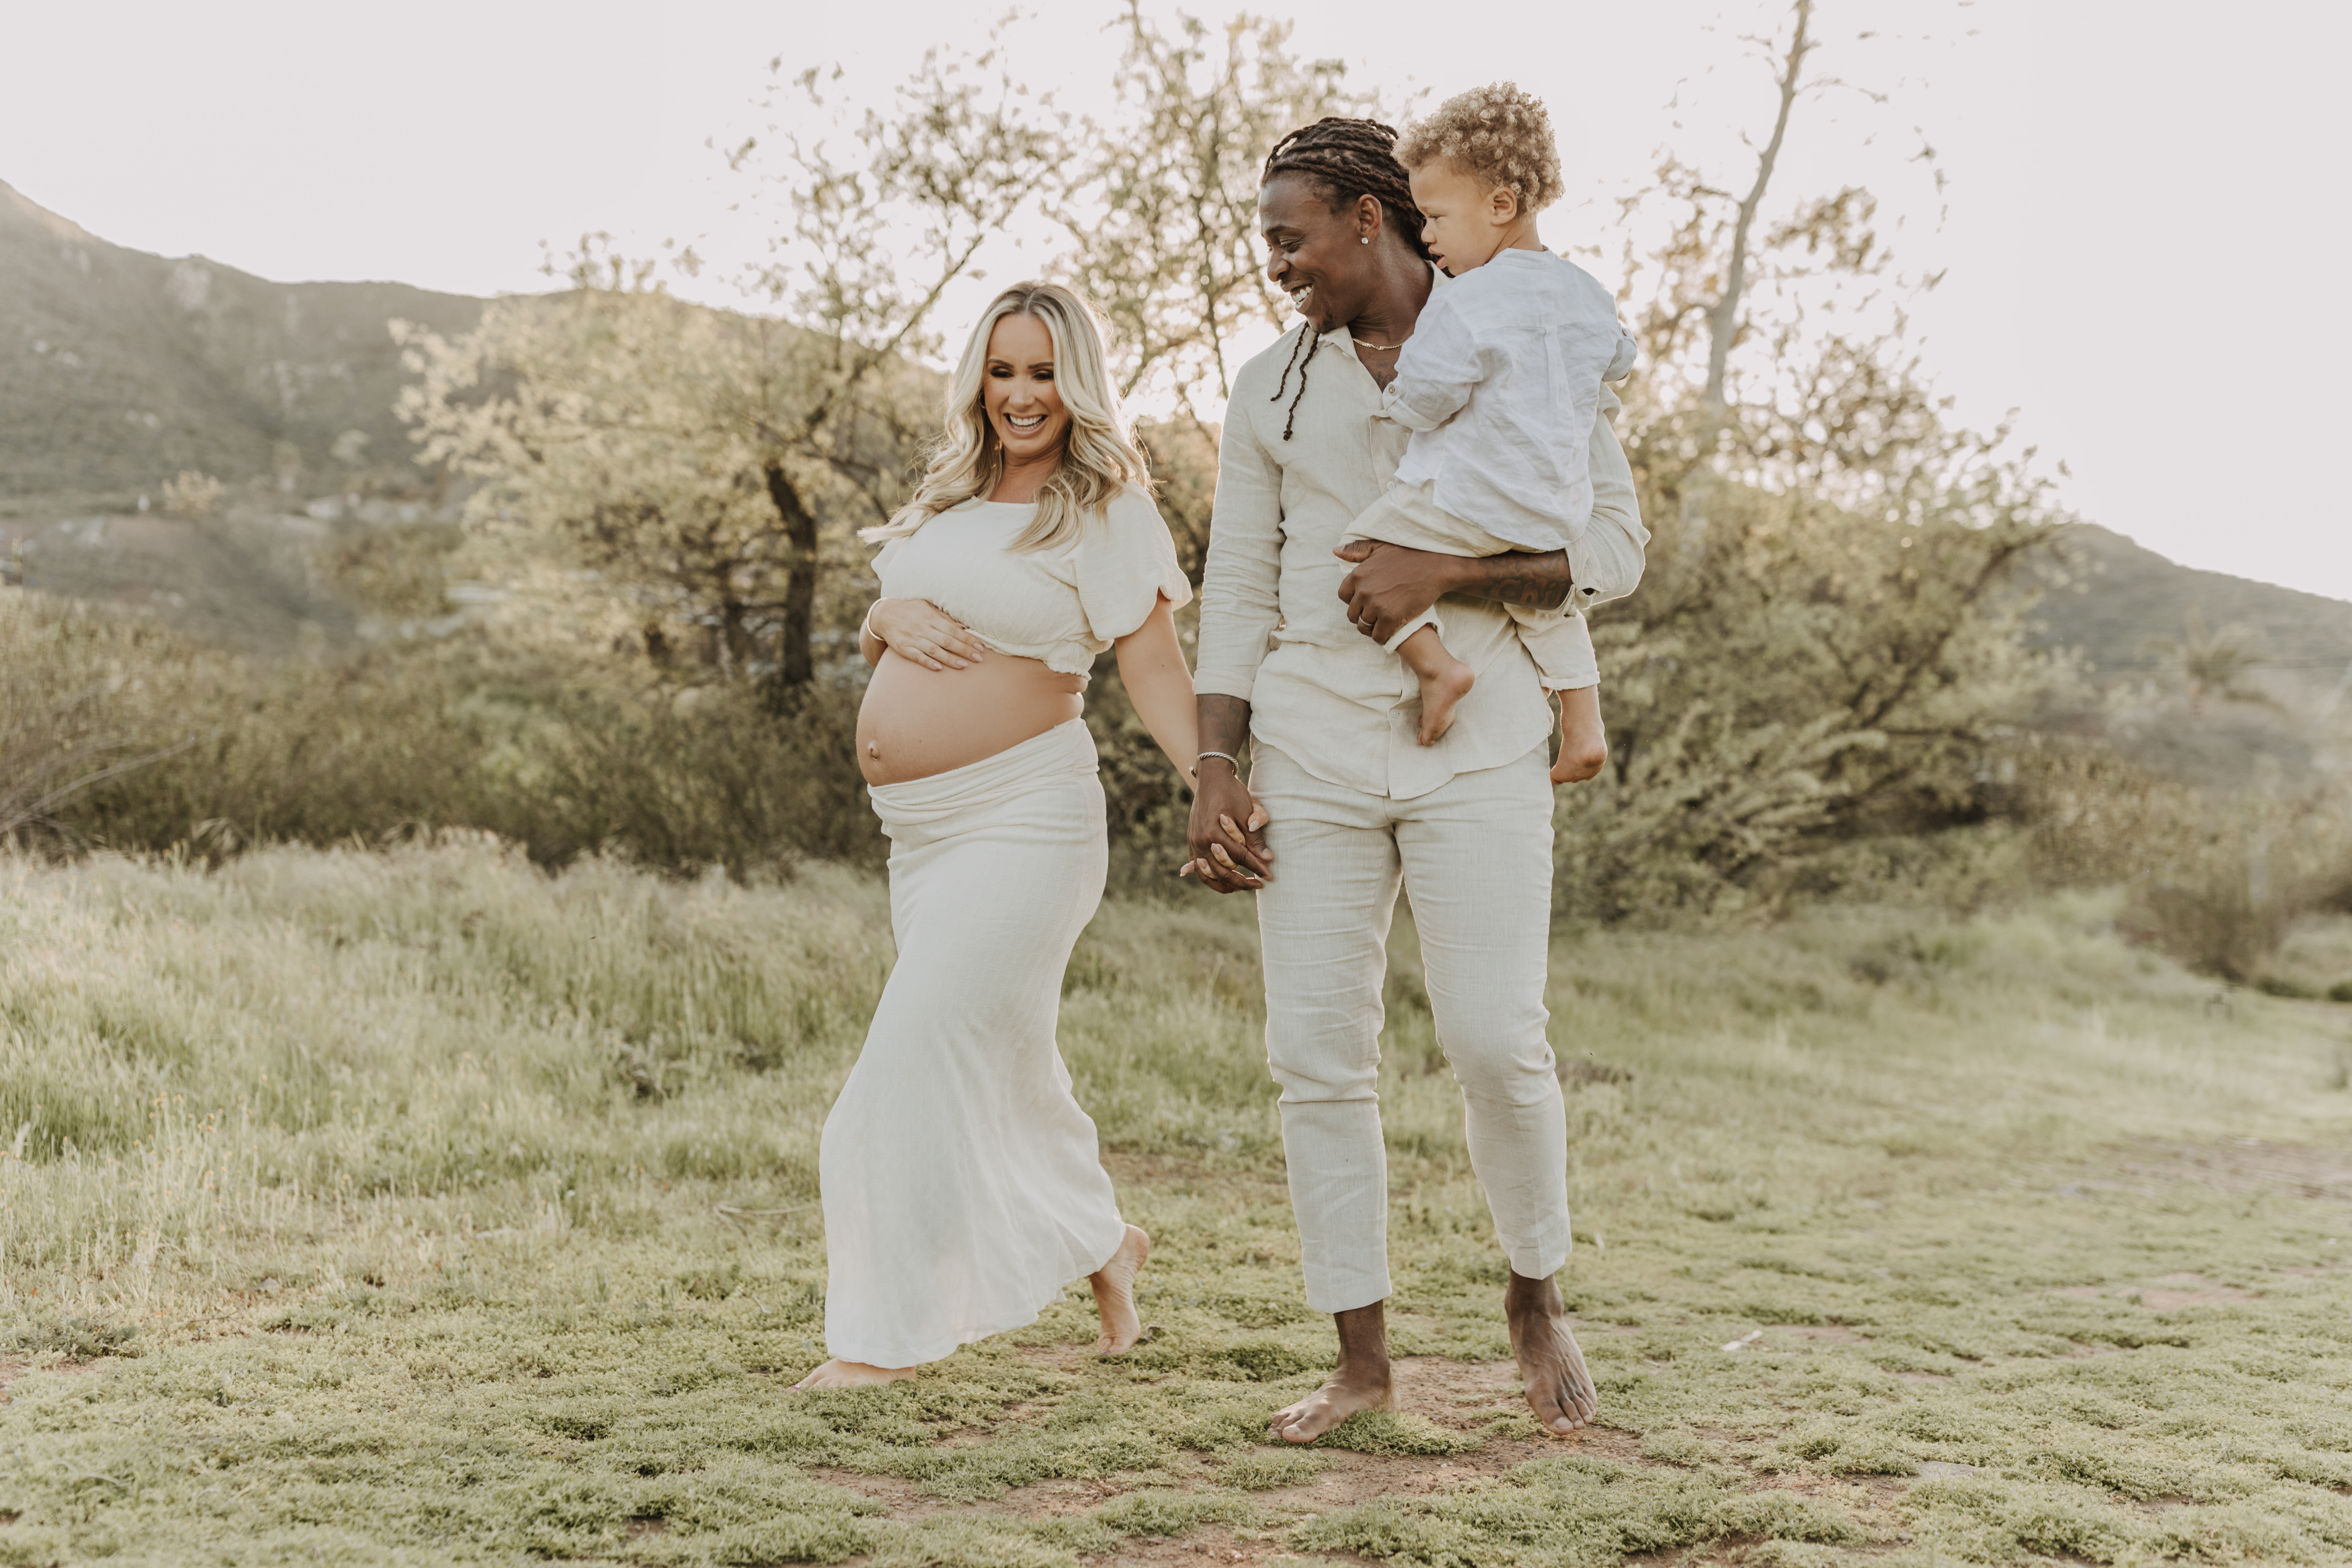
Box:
[1393,82,1564,213]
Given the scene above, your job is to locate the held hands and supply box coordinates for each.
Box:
[1335,540,1452,645]
[1182,760,1272,894]
[867,598,987,671]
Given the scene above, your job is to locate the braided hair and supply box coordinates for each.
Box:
[1260,117,1431,440]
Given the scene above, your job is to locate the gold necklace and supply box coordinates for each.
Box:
[1354,337,1403,352]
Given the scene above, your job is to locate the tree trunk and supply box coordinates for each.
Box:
[1702,0,1813,422]
[764,462,820,697]
[721,600,751,678]
[1685,0,1813,556]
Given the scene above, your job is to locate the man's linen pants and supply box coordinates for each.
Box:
[1251,742,1571,1314]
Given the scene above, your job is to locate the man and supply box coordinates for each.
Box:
[1185,117,1643,1442]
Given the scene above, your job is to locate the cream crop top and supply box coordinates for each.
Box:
[871,487,1191,679]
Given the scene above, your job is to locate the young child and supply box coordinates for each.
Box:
[1347,83,1642,784]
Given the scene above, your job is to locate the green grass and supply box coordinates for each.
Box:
[4,842,2352,1565]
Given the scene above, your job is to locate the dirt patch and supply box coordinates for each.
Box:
[2056,1273,2259,1310]
[818,1356,1632,1536]
[1389,1353,1531,1429]
[1084,1525,1357,1564]
[2142,1272,2259,1309]
[1014,1341,1096,1375]
[815,1467,1173,1523]
[2112,1141,2352,1203]
[0,1360,20,1403]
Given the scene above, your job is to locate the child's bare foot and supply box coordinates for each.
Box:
[1091,1225,1152,1354]
[1551,733,1606,784]
[1416,659,1475,745]
[791,1360,916,1390]
[1396,626,1474,745]
[1550,685,1607,784]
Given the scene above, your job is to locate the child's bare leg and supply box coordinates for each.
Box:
[1398,625,1476,745]
[1551,686,1607,784]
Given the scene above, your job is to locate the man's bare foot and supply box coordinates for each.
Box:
[1270,1368,1395,1443]
[1091,1224,1152,1355]
[1550,686,1607,784]
[791,1359,916,1390]
[1270,1300,1393,1443]
[1505,1271,1597,1433]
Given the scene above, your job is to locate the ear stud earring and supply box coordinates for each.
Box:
[1360,236,1369,245]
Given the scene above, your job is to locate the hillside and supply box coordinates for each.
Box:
[2047,523,2352,681]
[3,180,2346,754]
[0,178,483,509]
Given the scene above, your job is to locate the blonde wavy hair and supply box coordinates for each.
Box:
[1393,82,1565,214]
[864,282,1150,554]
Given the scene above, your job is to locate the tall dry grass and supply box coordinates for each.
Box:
[0,840,1274,1308]
[6,835,2340,1317]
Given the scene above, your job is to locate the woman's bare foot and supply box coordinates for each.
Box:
[791,1359,916,1390]
[1091,1225,1152,1354]
[1550,686,1607,784]
[1269,1301,1393,1443]
[1504,1271,1597,1433]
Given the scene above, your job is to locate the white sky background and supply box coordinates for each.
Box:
[5,0,2346,600]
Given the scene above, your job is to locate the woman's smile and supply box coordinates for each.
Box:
[982,313,1071,466]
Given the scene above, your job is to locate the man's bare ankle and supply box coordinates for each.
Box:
[1504,1269,1564,1312]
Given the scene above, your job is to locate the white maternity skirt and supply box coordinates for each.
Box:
[819,718,1129,1368]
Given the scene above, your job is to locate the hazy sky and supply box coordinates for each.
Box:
[6,0,2345,602]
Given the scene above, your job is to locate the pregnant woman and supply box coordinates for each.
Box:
[792,282,1200,1388]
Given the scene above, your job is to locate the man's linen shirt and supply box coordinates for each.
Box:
[1194,318,1642,802]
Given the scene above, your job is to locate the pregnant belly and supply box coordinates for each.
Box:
[857,648,1085,786]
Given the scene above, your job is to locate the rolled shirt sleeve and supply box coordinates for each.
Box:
[1194,395,1286,704]
[1566,384,1647,612]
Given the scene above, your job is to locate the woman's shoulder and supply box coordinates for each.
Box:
[1069,484,1171,554]
[1076,485,1176,554]
[1102,483,1167,528]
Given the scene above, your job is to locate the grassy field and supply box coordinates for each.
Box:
[3,843,2352,1567]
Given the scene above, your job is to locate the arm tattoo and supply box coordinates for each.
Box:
[1460,550,1574,612]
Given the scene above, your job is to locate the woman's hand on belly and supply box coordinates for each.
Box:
[867,597,989,671]
[858,649,1085,786]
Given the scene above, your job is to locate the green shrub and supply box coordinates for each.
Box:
[2013,740,2352,980]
